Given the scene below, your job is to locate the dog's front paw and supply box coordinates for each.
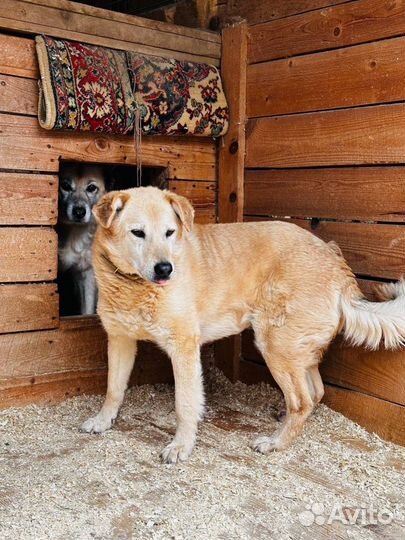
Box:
[80,414,114,434]
[252,435,282,454]
[160,441,194,464]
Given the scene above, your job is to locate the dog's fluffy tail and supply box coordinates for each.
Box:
[340,278,405,350]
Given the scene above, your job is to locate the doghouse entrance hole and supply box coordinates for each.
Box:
[57,161,168,317]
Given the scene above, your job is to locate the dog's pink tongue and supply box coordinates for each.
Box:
[156,280,169,286]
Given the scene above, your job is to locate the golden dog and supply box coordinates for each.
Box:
[81,186,405,463]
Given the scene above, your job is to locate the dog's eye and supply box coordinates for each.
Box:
[86,184,98,193]
[60,180,73,192]
[131,229,145,239]
[166,229,175,238]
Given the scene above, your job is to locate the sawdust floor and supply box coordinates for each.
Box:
[0,368,404,540]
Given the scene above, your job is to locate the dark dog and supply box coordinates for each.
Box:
[58,163,107,315]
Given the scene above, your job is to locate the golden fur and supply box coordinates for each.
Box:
[81,186,405,463]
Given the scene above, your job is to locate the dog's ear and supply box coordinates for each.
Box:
[93,191,130,229]
[166,191,194,232]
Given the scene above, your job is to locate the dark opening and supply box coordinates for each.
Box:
[57,161,168,317]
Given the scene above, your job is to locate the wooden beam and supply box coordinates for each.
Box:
[167,179,216,207]
[0,34,37,79]
[248,36,405,117]
[218,22,247,223]
[0,173,57,225]
[244,167,405,223]
[215,22,247,382]
[245,216,405,280]
[0,73,37,116]
[0,114,216,181]
[0,284,58,334]
[217,0,350,27]
[248,0,405,63]
[322,337,405,407]
[0,0,220,65]
[0,227,57,282]
[246,103,405,168]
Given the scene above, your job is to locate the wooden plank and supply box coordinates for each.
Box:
[168,180,216,207]
[0,284,58,334]
[0,319,107,383]
[218,22,247,223]
[0,0,220,64]
[323,385,405,447]
[0,114,216,181]
[248,37,405,117]
[246,103,405,168]
[25,0,220,44]
[244,167,405,222]
[322,337,405,406]
[0,227,57,282]
[249,0,405,63]
[291,219,405,279]
[0,34,37,78]
[217,0,350,26]
[0,73,37,116]
[238,358,405,446]
[0,368,108,408]
[215,22,247,382]
[0,173,57,225]
[195,206,216,224]
[244,218,405,280]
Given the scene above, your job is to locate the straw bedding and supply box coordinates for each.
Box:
[0,368,404,540]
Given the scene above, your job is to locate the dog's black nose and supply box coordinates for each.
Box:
[72,206,86,219]
[154,262,173,279]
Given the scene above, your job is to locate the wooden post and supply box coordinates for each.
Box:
[215,21,247,382]
[218,21,247,223]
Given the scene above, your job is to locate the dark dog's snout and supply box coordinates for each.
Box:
[154,262,173,280]
[72,205,86,220]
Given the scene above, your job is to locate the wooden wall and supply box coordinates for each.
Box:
[0,0,219,406]
[237,0,405,445]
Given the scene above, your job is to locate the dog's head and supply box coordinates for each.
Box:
[93,186,194,286]
[59,163,107,225]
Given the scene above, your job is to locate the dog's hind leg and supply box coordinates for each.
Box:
[80,335,136,434]
[251,326,320,453]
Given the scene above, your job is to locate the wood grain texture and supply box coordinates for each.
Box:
[0,227,57,282]
[249,0,405,63]
[268,218,405,280]
[25,0,220,44]
[218,22,247,223]
[0,369,108,408]
[0,73,37,116]
[246,103,405,168]
[244,215,405,278]
[248,37,405,117]
[0,34,37,78]
[168,180,216,207]
[322,337,405,406]
[0,173,57,225]
[0,0,220,64]
[217,0,350,26]
[195,206,216,224]
[0,114,216,181]
[244,167,405,222]
[238,358,405,446]
[0,284,58,334]
[0,318,107,383]
[323,385,405,447]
